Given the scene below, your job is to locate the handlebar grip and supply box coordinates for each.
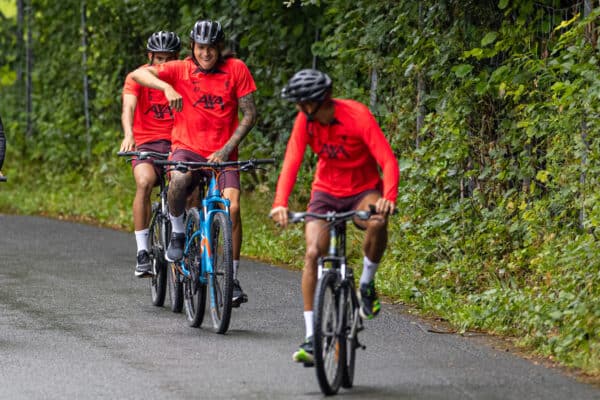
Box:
[288,212,305,223]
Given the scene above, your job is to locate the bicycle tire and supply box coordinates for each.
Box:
[168,262,183,313]
[341,284,358,388]
[313,270,344,395]
[208,212,233,334]
[183,208,207,327]
[149,210,167,306]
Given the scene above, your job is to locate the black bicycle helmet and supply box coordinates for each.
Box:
[146,31,182,53]
[281,69,332,103]
[190,20,224,45]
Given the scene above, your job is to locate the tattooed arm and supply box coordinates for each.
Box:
[209,93,257,162]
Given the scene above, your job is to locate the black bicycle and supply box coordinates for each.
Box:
[117,151,182,311]
[289,209,373,395]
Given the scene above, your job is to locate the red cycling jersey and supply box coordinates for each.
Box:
[272,99,399,208]
[155,57,256,159]
[123,64,174,146]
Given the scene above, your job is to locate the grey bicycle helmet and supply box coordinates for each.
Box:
[281,69,332,103]
[146,31,182,53]
[190,20,224,45]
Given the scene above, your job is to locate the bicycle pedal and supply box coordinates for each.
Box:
[302,361,315,368]
[231,294,248,308]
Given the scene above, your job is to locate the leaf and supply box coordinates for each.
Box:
[481,32,497,47]
[452,64,473,78]
[498,0,509,10]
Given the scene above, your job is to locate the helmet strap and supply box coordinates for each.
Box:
[302,99,324,122]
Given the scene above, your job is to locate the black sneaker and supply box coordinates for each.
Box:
[231,279,248,307]
[135,250,152,278]
[293,337,314,366]
[165,232,185,262]
[358,280,381,320]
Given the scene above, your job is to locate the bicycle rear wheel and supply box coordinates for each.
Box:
[168,262,183,313]
[342,285,359,388]
[149,209,167,306]
[313,270,344,395]
[183,208,207,327]
[208,212,233,334]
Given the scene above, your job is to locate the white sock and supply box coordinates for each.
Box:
[360,256,379,285]
[170,213,185,233]
[233,260,239,280]
[304,311,314,339]
[135,229,149,253]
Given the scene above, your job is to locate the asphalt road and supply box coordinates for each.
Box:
[0,215,598,400]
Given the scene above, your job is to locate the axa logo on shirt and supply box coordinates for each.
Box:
[143,104,173,120]
[193,94,225,110]
[318,143,350,159]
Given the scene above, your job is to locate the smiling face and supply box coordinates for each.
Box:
[192,43,219,70]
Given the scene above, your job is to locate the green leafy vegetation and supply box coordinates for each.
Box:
[0,0,598,376]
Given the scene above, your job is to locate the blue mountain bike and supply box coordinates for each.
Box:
[155,158,274,334]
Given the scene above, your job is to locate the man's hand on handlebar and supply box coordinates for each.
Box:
[269,206,289,228]
[374,197,395,216]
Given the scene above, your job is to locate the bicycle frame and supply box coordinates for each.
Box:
[179,172,230,290]
[317,221,360,336]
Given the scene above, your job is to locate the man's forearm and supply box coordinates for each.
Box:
[221,93,257,156]
[130,68,169,91]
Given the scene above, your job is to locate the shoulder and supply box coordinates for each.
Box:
[222,57,251,74]
[335,99,372,123]
[335,98,370,114]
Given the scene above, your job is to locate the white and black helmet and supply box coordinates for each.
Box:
[190,20,224,45]
[281,69,332,103]
[146,31,182,53]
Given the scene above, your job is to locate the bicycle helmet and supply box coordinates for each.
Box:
[281,69,332,103]
[190,20,224,45]
[146,31,182,53]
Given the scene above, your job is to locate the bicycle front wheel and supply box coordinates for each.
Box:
[183,208,207,327]
[208,212,233,334]
[342,284,358,388]
[313,270,344,395]
[149,209,167,307]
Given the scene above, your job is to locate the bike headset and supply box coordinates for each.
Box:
[146,31,182,65]
[281,69,333,122]
[189,20,225,72]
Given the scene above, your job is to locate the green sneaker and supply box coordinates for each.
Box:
[292,337,314,366]
[358,280,381,320]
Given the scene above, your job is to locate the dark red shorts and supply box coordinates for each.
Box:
[307,189,381,223]
[132,140,171,178]
[170,149,240,190]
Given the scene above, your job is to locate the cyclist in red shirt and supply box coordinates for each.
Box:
[120,31,181,277]
[129,20,257,305]
[269,69,399,364]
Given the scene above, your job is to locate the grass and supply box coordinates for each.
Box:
[0,160,598,381]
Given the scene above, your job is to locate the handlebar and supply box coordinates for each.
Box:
[153,158,275,173]
[117,151,170,161]
[288,205,396,224]
[288,209,372,224]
